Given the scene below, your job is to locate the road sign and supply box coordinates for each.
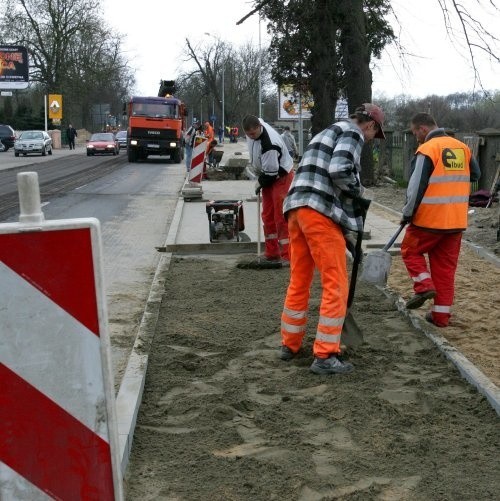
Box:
[210,114,217,122]
[0,207,123,499]
[48,93,63,120]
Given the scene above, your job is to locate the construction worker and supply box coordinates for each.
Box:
[280,103,385,374]
[401,112,480,327]
[242,115,294,263]
[281,126,297,158]
[204,121,215,165]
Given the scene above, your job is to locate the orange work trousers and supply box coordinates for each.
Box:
[281,207,348,358]
[261,172,294,260]
[401,224,462,327]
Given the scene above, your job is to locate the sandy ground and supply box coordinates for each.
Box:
[367,186,500,387]
[124,251,499,500]
[124,182,499,499]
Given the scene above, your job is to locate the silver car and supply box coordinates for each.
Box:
[115,130,127,149]
[14,130,53,157]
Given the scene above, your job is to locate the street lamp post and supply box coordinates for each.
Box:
[221,65,225,140]
[258,14,262,118]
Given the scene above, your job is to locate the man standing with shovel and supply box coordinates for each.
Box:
[279,103,385,374]
[243,115,294,265]
[401,113,480,327]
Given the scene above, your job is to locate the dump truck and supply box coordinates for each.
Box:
[126,80,187,163]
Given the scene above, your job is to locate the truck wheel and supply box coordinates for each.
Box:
[128,149,137,162]
[15,151,19,157]
[172,148,182,164]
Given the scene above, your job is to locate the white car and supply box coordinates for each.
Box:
[14,130,53,157]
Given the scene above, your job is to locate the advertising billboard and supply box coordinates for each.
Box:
[278,84,313,120]
[0,46,29,89]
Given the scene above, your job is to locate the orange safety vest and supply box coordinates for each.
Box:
[413,135,471,230]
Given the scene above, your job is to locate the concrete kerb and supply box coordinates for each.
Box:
[115,196,185,474]
[378,285,500,417]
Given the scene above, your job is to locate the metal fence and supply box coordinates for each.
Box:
[381,130,500,194]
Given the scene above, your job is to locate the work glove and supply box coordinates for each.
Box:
[254,181,262,195]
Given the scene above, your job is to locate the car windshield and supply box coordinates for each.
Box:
[20,131,44,140]
[90,133,114,141]
[131,102,178,118]
[115,131,127,138]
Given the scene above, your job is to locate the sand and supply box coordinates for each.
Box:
[124,254,499,500]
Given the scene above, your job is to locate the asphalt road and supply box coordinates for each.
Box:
[0,150,187,387]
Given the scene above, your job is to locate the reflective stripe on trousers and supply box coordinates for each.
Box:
[401,224,461,326]
[261,172,294,260]
[281,207,348,357]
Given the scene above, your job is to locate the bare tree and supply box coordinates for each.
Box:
[0,0,134,128]
[181,37,272,127]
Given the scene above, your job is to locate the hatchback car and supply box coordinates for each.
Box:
[86,132,119,156]
[0,124,16,151]
[115,130,127,149]
[14,130,53,156]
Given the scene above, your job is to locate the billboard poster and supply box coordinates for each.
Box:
[278,84,314,120]
[0,46,29,89]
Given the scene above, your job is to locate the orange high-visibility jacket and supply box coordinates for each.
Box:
[413,135,471,230]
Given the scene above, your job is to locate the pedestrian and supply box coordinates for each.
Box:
[281,126,297,158]
[279,103,385,374]
[184,121,200,173]
[243,115,294,264]
[218,126,224,144]
[66,124,77,150]
[400,112,480,327]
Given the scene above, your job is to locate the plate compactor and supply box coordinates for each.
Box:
[206,200,245,242]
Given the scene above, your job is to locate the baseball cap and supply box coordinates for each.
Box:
[359,103,385,139]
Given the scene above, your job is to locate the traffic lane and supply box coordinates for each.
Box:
[0,154,128,222]
[0,147,82,173]
[39,160,187,388]
[0,149,125,195]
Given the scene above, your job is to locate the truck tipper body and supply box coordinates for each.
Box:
[126,80,187,163]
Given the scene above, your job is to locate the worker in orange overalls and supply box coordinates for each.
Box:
[280,104,385,375]
[203,121,215,170]
[401,112,480,327]
[243,115,294,263]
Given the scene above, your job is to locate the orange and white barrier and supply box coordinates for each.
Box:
[188,136,207,183]
[0,173,123,500]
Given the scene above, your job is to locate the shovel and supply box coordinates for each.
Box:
[341,228,365,349]
[341,197,371,349]
[360,223,406,285]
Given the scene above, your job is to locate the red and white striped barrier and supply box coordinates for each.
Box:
[0,173,123,500]
[188,136,207,183]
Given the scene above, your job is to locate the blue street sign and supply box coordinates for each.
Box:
[210,115,217,121]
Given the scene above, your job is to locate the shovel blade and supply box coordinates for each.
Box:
[360,250,392,285]
[341,311,364,349]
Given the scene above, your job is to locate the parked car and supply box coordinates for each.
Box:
[14,130,53,157]
[115,130,127,149]
[86,132,119,156]
[0,124,16,151]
